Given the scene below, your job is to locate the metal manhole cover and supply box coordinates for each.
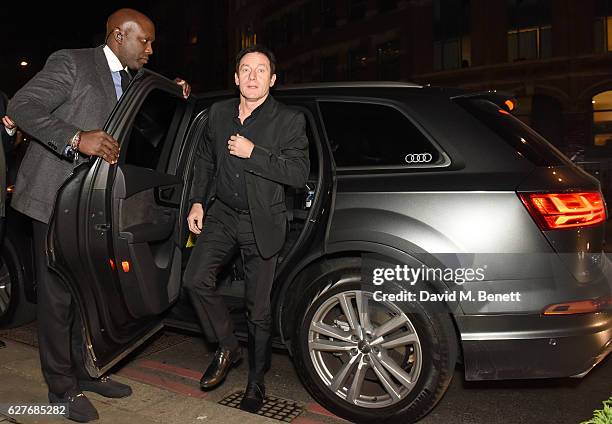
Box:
[218,391,304,422]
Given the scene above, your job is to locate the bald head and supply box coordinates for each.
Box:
[106,8,155,70]
[106,9,153,38]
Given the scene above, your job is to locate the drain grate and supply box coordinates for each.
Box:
[218,391,304,422]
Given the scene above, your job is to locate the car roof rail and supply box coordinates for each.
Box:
[276,81,423,90]
[451,90,517,112]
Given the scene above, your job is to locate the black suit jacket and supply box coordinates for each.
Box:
[190,95,310,258]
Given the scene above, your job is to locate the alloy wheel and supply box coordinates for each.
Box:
[308,283,422,409]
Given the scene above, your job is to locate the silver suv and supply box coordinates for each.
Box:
[4,72,611,423]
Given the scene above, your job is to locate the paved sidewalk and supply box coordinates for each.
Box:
[0,340,278,424]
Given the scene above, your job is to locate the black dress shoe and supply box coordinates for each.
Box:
[49,390,99,423]
[240,382,265,413]
[79,376,132,398]
[200,346,242,389]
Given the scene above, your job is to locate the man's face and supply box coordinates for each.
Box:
[234,52,276,101]
[119,21,155,70]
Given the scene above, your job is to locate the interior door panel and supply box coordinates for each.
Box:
[113,165,181,318]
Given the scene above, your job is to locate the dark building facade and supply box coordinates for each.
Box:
[227,0,612,174]
[1,1,229,95]
[5,1,612,176]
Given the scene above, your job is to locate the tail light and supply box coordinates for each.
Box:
[519,192,606,230]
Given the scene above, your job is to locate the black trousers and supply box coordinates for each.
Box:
[184,200,277,384]
[32,220,90,396]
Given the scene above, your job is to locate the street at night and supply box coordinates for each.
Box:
[1,1,612,423]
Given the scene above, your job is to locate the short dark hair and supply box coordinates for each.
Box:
[235,44,276,75]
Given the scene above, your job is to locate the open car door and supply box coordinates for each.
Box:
[48,70,197,377]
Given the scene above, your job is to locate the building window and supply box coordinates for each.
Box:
[507,0,552,62]
[291,11,303,43]
[507,26,551,61]
[593,91,612,146]
[594,0,612,52]
[320,55,338,81]
[433,0,471,71]
[377,39,400,80]
[347,48,369,80]
[348,0,367,21]
[434,38,471,71]
[378,0,398,13]
[278,16,289,48]
[240,26,256,49]
[286,64,303,83]
[320,1,337,29]
[264,19,286,50]
[265,20,278,50]
[303,1,314,35]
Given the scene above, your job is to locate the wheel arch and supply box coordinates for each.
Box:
[276,241,463,362]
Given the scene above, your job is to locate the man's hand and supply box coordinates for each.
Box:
[78,130,120,164]
[187,203,204,234]
[2,116,16,136]
[228,134,254,158]
[2,116,15,130]
[174,78,191,99]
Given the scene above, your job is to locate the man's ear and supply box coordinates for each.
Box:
[234,72,240,86]
[270,73,276,87]
[114,29,123,44]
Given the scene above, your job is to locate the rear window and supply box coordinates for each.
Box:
[318,101,442,168]
[455,98,571,166]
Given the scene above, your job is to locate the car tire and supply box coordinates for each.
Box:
[0,237,36,329]
[291,258,458,423]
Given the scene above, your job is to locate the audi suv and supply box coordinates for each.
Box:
[3,72,611,423]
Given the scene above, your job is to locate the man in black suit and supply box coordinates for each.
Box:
[7,9,189,422]
[184,44,309,413]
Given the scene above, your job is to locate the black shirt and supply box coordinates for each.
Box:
[215,96,271,210]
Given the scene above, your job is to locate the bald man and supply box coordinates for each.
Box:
[7,8,190,422]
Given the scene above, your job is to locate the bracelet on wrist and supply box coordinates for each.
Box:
[68,131,81,162]
[70,131,81,152]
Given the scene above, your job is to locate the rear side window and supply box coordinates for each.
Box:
[318,101,441,167]
[455,98,571,166]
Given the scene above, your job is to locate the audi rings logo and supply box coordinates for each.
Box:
[404,153,433,164]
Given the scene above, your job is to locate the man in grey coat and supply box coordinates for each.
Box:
[7,8,189,422]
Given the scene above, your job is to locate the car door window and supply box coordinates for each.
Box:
[318,101,441,168]
[124,88,184,173]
